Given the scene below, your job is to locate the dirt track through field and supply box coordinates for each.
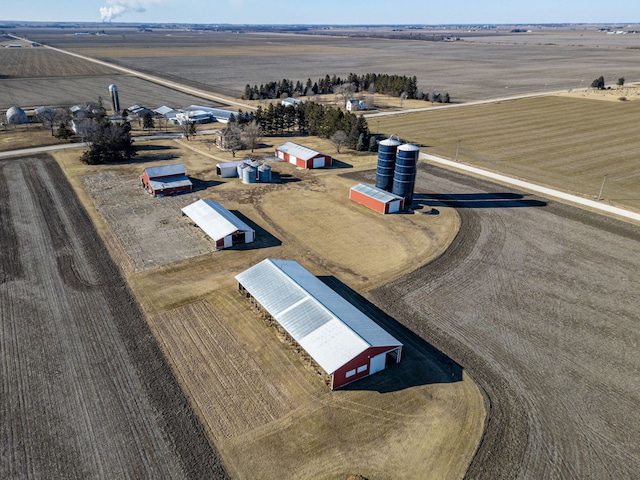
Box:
[0,155,228,479]
[369,165,640,479]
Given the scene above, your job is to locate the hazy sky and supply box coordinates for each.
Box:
[2,0,640,25]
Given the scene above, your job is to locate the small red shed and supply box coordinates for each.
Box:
[275,142,332,169]
[349,183,405,214]
[141,163,193,196]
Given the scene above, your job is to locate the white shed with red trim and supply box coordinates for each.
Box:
[275,142,332,169]
[182,199,255,250]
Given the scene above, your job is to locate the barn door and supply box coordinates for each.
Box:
[370,353,386,375]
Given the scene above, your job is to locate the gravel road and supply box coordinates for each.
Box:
[370,165,640,479]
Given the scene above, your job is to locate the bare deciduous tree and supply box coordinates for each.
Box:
[400,91,408,108]
[241,120,262,152]
[330,130,348,153]
[36,107,59,135]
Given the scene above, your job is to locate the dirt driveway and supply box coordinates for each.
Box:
[370,165,640,479]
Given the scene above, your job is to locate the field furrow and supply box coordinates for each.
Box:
[1,155,228,480]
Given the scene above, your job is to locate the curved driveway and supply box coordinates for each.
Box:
[371,166,640,479]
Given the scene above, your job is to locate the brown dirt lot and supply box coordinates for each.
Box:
[52,137,486,479]
[0,154,227,479]
[377,95,640,212]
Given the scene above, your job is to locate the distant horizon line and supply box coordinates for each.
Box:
[2,21,639,28]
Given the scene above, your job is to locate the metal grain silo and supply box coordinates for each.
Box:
[242,165,257,184]
[257,163,272,183]
[237,162,248,177]
[375,135,401,192]
[391,143,420,207]
[108,84,120,113]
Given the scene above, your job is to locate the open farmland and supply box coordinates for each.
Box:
[0,73,225,110]
[50,138,485,479]
[377,95,640,211]
[18,26,640,102]
[368,165,640,479]
[0,45,116,78]
[0,154,227,479]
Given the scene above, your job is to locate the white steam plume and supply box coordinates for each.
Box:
[100,1,167,22]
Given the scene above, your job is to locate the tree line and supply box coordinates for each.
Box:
[250,102,375,151]
[243,73,450,103]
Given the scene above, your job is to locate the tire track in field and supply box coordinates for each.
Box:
[20,158,99,292]
[0,163,23,283]
[2,155,229,479]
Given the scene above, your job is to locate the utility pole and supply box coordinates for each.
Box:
[598,174,608,201]
[455,140,460,161]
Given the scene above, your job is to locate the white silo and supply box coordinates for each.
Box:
[6,106,29,125]
[108,84,120,113]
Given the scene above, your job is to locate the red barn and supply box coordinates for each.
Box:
[235,259,403,390]
[141,164,193,196]
[349,183,405,214]
[275,142,332,169]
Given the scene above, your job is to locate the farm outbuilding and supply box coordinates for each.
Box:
[349,183,405,214]
[182,199,255,249]
[141,164,193,196]
[236,259,403,390]
[275,142,332,169]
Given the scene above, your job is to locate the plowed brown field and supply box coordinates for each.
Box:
[0,154,228,479]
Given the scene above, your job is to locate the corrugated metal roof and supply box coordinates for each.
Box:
[275,142,327,161]
[144,163,187,179]
[182,105,238,120]
[181,199,254,242]
[351,184,404,204]
[148,177,192,191]
[235,259,402,374]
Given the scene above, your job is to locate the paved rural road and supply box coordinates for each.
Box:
[370,165,640,479]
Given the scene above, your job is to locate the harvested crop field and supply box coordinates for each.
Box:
[0,46,117,78]
[378,95,640,211]
[368,165,640,479]
[0,154,227,479]
[0,74,225,110]
[19,27,640,101]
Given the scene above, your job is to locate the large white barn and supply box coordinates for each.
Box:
[235,259,403,389]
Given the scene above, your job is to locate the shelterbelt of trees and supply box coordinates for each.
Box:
[243,73,450,103]
[233,101,375,151]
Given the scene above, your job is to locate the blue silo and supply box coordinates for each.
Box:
[391,144,420,207]
[375,136,401,192]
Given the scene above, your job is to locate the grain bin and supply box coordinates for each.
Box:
[391,143,420,207]
[237,161,248,177]
[242,165,257,184]
[375,135,401,192]
[258,163,272,183]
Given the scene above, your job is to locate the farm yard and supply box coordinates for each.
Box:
[50,138,476,479]
[377,95,640,211]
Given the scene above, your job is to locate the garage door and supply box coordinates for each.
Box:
[313,156,326,168]
[370,353,386,375]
